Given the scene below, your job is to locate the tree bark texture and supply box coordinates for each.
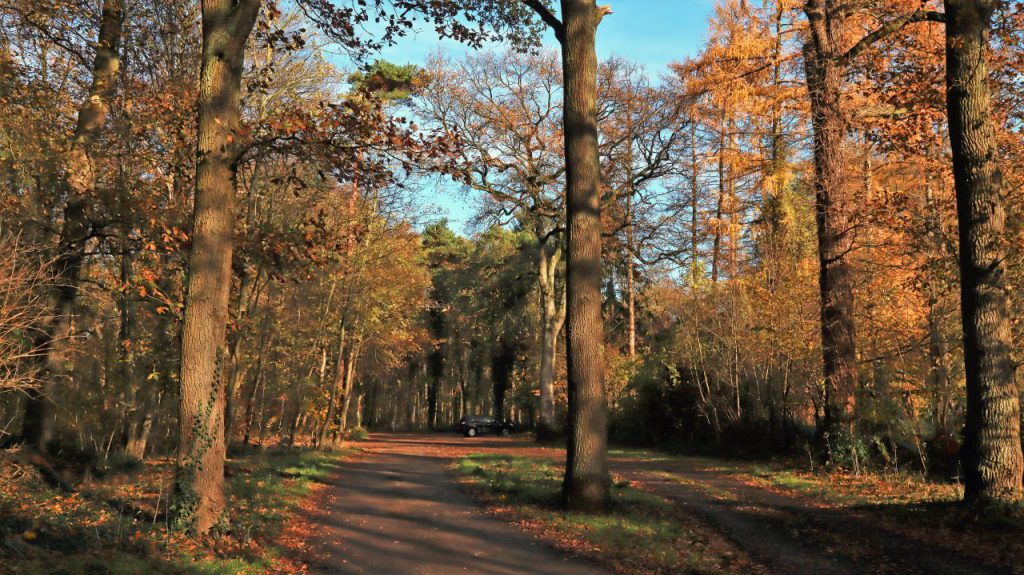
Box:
[803,0,860,455]
[944,0,1023,505]
[559,0,610,511]
[174,0,260,535]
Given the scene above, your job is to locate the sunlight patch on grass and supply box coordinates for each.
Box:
[740,465,963,507]
[658,471,738,501]
[454,454,742,574]
[607,448,670,462]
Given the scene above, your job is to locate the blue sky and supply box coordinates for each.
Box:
[372,0,718,233]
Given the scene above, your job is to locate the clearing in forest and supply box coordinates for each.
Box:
[293,434,1023,575]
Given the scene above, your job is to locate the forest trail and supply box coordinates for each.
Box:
[299,434,611,575]
[613,455,1007,575]
[299,434,1009,575]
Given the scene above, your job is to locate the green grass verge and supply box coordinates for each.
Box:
[3,447,353,574]
[453,454,742,574]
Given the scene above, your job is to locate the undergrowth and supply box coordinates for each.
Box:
[1,447,352,574]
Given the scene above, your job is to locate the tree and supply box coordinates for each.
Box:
[419,49,567,439]
[20,0,125,450]
[801,0,863,459]
[801,0,946,462]
[524,0,612,511]
[943,0,1023,506]
[599,57,685,362]
[173,0,261,534]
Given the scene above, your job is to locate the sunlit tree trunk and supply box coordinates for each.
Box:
[318,324,346,448]
[711,108,726,284]
[537,237,566,440]
[943,0,1023,506]
[174,0,261,535]
[338,342,361,438]
[803,0,860,457]
[21,0,124,449]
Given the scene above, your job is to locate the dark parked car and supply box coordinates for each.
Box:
[459,415,511,437]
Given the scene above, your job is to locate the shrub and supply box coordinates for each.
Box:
[347,426,370,441]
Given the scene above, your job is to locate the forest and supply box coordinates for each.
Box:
[1,0,1023,573]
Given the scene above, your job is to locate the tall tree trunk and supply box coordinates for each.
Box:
[944,0,1023,505]
[725,117,739,281]
[537,238,566,440]
[803,0,860,457]
[559,0,610,511]
[711,109,726,284]
[623,90,637,359]
[242,325,269,447]
[21,0,124,449]
[121,267,157,460]
[174,0,260,535]
[922,179,951,434]
[427,347,443,431]
[318,324,346,448]
[320,169,361,440]
[689,122,701,286]
[224,267,263,444]
[625,193,636,358]
[338,343,360,438]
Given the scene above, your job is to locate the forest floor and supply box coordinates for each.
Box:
[0,445,355,574]
[293,433,1024,575]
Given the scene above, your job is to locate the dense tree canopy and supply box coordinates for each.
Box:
[2,0,1024,565]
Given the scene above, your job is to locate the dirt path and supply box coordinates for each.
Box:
[301,434,610,575]
[298,434,1010,575]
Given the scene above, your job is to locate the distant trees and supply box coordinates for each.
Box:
[20,0,125,451]
[419,49,567,439]
[3,0,1024,532]
[414,221,537,431]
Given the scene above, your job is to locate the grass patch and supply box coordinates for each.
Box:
[607,448,670,462]
[2,447,353,574]
[453,454,752,574]
[627,449,962,508]
[739,466,962,507]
